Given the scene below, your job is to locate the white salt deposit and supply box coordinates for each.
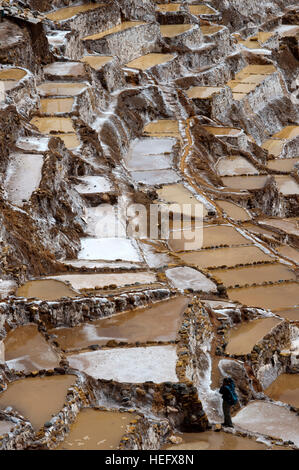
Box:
[68,345,178,383]
[46,272,157,290]
[78,238,142,262]
[74,176,112,194]
[131,169,181,185]
[165,266,217,292]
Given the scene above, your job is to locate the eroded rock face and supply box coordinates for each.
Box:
[0,0,298,452]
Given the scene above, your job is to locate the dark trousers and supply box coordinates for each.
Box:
[222,401,233,427]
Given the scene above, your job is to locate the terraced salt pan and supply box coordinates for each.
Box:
[274,176,299,195]
[74,176,112,194]
[203,126,242,137]
[0,279,16,298]
[272,126,299,140]
[58,409,137,450]
[4,153,44,206]
[125,53,175,71]
[216,156,258,176]
[82,205,125,238]
[46,3,104,21]
[201,25,223,36]
[78,238,142,262]
[125,137,176,171]
[83,21,145,41]
[46,272,157,291]
[37,82,88,97]
[40,98,74,114]
[276,245,299,265]
[261,139,284,157]
[160,24,194,38]
[30,117,75,134]
[227,283,299,310]
[233,401,299,447]
[43,62,86,78]
[216,200,252,221]
[50,133,80,149]
[189,5,217,15]
[17,279,79,301]
[259,218,299,237]
[50,296,188,350]
[212,263,296,288]
[265,374,299,408]
[163,431,268,450]
[225,317,280,355]
[221,175,270,190]
[267,158,299,172]
[68,345,178,383]
[0,68,27,80]
[143,120,180,137]
[4,324,60,373]
[156,4,181,12]
[165,266,217,292]
[237,65,276,75]
[168,225,248,252]
[186,86,223,99]
[157,183,208,217]
[274,308,299,321]
[0,375,76,430]
[131,169,180,185]
[177,245,273,269]
[16,136,49,153]
[80,55,113,70]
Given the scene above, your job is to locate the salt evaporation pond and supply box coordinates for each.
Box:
[227,283,299,310]
[233,401,299,447]
[68,345,178,383]
[163,431,268,450]
[225,318,280,355]
[16,279,79,301]
[212,263,296,287]
[57,409,138,450]
[4,324,60,373]
[0,375,76,430]
[49,296,189,350]
[265,374,299,408]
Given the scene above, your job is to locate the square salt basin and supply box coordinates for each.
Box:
[168,225,249,252]
[49,296,189,350]
[215,200,252,221]
[221,175,270,190]
[215,156,258,176]
[131,169,181,185]
[74,175,112,195]
[125,53,175,71]
[67,345,178,383]
[227,282,299,310]
[165,266,217,292]
[273,176,299,195]
[177,245,273,269]
[78,238,142,262]
[4,153,44,206]
[82,205,125,238]
[143,120,180,138]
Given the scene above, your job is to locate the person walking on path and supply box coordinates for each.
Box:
[219,377,238,428]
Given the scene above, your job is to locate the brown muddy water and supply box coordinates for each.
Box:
[4,324,59,373]
[57,409,138,450]
[221,175,270,190]
[156,4,181,12]
[272,126,299,140]
[80,55,113,70]
[203,126,241,136]
[267,157,299,172]
[0,68,26,80]
[274,176,299,195]
[156,183,208,217]
[265,374,299,408]
[126,53,175,70]
[177,245,273,269]
[186,86,223,99]
[225,317,280,355]
[276,245,299,264]
[160,25,193,38]
[16,279,79,300]
[163,430,267,450]
[211,263,296,287]
[274,307,299,321]
[83,21,145,41]
[46,3,104,22]
[216,200,252,221]
[227,282,299,309]
[189,5,216,15]
[143,119,179,137]
[0,375,76,430]
[168,224,248,252]
[30,117,75,134]
[49,133,80,149]
[40,97,74,114]
[49,296,189,351]
[261,139,284,157]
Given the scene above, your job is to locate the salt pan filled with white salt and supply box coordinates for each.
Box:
[68,345,178,383]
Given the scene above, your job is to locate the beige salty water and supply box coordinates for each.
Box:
[17,279,79,301]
